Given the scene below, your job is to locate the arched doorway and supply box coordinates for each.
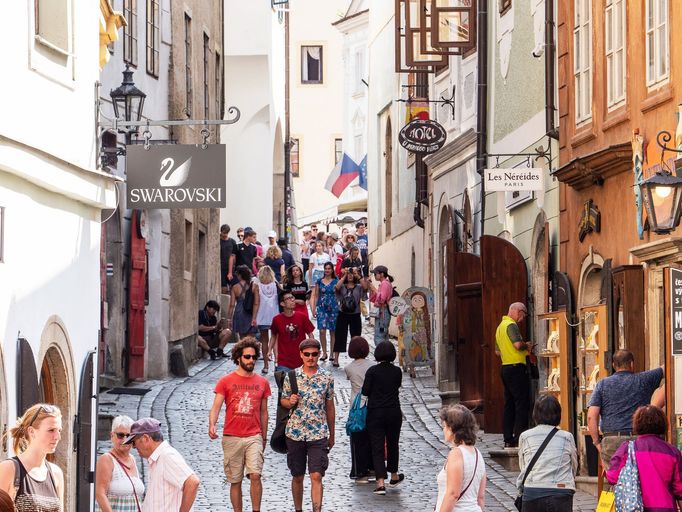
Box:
[462,192,473,252]
[437,204,454,386]
[384,116,393,239]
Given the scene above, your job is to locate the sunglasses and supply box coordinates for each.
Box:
[241,354,257,360]
[302,351,319,358]
[27,405,58,427]
[113,432,130,439]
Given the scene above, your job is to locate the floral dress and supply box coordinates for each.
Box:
[316,278,338,330]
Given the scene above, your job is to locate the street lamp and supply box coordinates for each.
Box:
[640,168,682,234]
[109,64,146,138]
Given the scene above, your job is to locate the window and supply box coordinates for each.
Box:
[354,135,363,162]
[184,14,192,116]
[215,52,223,119]
[123,0,138,66]
[499,0,512,15]
[203,33,210,120]
[353,50,365,94]
[35,0,69,53]
[573,0,592,124]
[290,139,300,177]
[646,0,669,87]
[605,0,625,107]
[334,139,343,166]
[301,46,323,84]
[146,0,159,77]
[184,220,193,273]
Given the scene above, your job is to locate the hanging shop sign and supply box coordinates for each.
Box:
[671,267,682,355]
[484,167,544,192]
[126,144,226,209]
[578,199,601,242]
[398,119,447,154]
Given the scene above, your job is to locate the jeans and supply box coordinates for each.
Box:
[501,364,530,444]
[366,407,402,480]
[374,306,390,344]
[521,494,573,512]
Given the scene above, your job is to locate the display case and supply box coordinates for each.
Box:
[577,303,609,434]
[537,310,571,431]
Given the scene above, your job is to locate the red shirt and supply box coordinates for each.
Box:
[214,372,272,436]
[271,312,315,369]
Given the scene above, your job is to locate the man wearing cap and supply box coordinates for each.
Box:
[280,338,335,512]
[495,302,532,448]
[266,230,278,250]
[124,418,200,512]
[368,265,394,344]
[277,237,295,269]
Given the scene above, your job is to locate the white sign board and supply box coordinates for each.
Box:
[484,168,545,191]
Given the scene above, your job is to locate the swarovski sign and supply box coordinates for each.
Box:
[484,168,545,191]
[126,145,226,209]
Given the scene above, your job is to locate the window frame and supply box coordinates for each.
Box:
[123,0,138,66]
[215,51,223,119]
[605,0,626,108]
[334,138,343,166]
[301,45,323,84]
[499,0,512,15]
[145,0,159,77]
[645,0,669,87]
[203,33,210,120]
[290,138,300,177]
[573,0,592,125]
[184,14,192,117]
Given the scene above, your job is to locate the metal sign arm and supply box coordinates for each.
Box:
[108,106,241,131]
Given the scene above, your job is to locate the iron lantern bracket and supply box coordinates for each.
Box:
[656,130,682,171]
[396,85,457,120]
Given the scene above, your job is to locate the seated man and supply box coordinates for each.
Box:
[198,300,231,360]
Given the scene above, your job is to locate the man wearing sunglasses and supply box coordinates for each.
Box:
[280,338,335,512]
[208,338,271,512]
[270,292,315,371]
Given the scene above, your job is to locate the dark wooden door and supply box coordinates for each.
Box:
[480,235,528,434]
[553,271,576,434]
[127,210,147,380]
[76,351,95,511]
[17,338,40,415]
[612,266,645,371]
[452,252,483,423]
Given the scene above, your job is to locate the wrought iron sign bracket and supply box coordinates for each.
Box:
[656,130,682,172]
[486,141,554,174]
[396,85,456,120]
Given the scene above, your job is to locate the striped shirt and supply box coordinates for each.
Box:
[141,441,195,512]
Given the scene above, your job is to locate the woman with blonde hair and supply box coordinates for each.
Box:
[263,245,285,283]
[0,403,64,511]
[255,265,280,374]
[95,415,144,512]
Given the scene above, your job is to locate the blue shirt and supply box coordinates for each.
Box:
[588,368,663,432]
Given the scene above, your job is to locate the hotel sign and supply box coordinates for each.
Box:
[126,145,226,209]
[398,119,447,154]
[484,168,545,191]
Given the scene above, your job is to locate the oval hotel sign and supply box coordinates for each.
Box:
[398,119,447,154]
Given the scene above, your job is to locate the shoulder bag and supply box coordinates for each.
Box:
[458,448,480,499]
[614,441,643,512]
[515,427,558,511]
[270,370,298,454]
[110,453,142,512]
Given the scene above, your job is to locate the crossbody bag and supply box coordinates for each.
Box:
[110,453,142,512]
[515,427,559,511]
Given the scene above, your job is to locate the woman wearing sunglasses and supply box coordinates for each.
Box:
[0,403,64,511]
[95,415,145,512]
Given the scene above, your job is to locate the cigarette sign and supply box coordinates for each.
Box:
[671,268,682,355]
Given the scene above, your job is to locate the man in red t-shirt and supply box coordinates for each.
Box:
[270,291,316,371]
[209,338,271,512]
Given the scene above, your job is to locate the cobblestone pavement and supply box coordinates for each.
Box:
[98,326,598,511]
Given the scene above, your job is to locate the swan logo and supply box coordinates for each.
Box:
[126,145,226,209]
[159,157,192,187]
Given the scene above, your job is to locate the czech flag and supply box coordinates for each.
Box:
[324,153,360,197]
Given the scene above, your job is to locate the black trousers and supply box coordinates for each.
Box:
[349,429,373,478]
[366,407,402,480]
[501,364,530,444]
[334,312,362,353]
[521,494,573,512]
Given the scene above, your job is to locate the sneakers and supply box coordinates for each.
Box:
[389,474,405,487]
[208,349,217,360]
[373,486,386,495]
[216,348,229,358]
[355,476,369,484]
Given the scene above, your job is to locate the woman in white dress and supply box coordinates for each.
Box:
[435,405,486,512]
[308,241,331,286]
[254,266,280,374]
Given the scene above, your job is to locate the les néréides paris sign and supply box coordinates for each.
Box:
[126,145,226,209]
[484,167,545,192]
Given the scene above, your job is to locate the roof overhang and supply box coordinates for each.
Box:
[553,142,632,190]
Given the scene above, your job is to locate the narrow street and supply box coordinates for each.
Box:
[98,328,598,512]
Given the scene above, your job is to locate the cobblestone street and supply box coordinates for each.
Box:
[98,328,598,511]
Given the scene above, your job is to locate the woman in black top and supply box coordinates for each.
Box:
[362,341,405,495]
[282,264,310,318]
[333,268,367,366]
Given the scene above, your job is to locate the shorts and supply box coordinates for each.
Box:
[201,333,220,349]
[286,437,329,477]
[221,434,264,483]
[257,325,271,331]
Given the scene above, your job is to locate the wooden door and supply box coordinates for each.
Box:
[451,252,483,423]
[612,266,645,371]
[480,235,528,434]
[76,351,95,512]
[17,338,39,415]
[127,210,147,380]
[553,271,576,434]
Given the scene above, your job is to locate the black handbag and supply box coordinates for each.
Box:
[270,370,298,454]
[515,427,558,511]
[526,355,539,380]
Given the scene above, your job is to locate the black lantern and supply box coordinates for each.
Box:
[109,65,146,133]
[640,169,682,234]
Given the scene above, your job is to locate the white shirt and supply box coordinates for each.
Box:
[142,441,195,512]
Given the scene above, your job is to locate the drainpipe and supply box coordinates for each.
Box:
[284,10,291,241]
[476,0,488,244]
[545,0,558,139]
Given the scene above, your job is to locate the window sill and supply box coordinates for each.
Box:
[570,123,596,148]
[602,106,629,132]
[640,85,674,114]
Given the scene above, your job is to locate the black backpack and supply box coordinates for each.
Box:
[270,370,298,454]
[242,284,254,314]
[340,287,357,313]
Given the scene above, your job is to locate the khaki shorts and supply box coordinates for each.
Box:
[221,435,264,483]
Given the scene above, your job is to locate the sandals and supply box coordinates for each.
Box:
[320,354,328,361]
[261,367,269,374]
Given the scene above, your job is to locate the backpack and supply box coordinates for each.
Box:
[345,393,367,435]
[242,284,254,314]
[270,370,298,454]
[387,286,400,316]
[614,441,644,512]
[340,287,357,314]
